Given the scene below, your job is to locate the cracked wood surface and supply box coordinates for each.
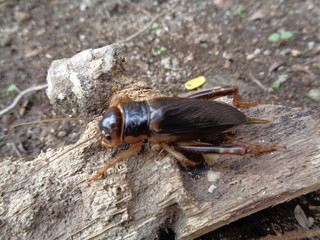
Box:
[1,97,319,239]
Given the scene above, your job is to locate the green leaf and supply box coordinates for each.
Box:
[52,6,60,12]
[280,31,293,40]
[272,81,280,89]
[155,46,166,55]
[149,23,159,30]
[268,33,280,42]
[236,4,243,16]
[65,24,71,30]
[7,84,16,92]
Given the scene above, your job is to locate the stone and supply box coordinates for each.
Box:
[46,44,127,117]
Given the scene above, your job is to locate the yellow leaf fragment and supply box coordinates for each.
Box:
[185,76,206,90]
[291,49,302,56]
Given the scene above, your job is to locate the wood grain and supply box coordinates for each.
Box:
[1,100,319,239]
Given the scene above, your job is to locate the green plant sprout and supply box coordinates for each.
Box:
[236,4,243,16]
[52,6,60,12]
[272,81,281,89]
[2,84,17,98]
[149,23,159,30]
[268,31,294,45]
[155,46,166,55]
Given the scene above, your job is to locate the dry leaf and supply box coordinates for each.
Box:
[268,61,285,75]
[249,9,268,21]
[294,204,309,229]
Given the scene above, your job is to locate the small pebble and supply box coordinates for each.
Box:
[247,49,261,60]
[45,53,53,59]
[308,88,320,101]
[207,170,221,182]
[246,54,255,60]
[79,34,86,41]
[208,185,217,193]
[253,48,261,55]
[57,131,67,138]
[222,52,233,60]
[160,57,171,69]
[171,58,179,69]
[307,4,314,10]
[307,41,315,49]
[263,50,271,56]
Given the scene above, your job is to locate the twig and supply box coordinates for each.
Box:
[248,72,270,92]
[0,83,48,117]
[114,0,180,45]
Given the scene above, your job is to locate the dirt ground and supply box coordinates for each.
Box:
[0,0,320,239]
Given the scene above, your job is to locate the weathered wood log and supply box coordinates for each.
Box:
[1,96,319,239]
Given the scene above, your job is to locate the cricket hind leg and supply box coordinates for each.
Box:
[222,134,286,156]
[185,85,259,108]
[174,141,286,156]
[88,141,143,182]
[160,142,202,167]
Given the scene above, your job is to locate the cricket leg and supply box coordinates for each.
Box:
[222,135,286,154]
[88,142,143,182]
[175,143,286,156]
[185,85,259,108]
[160,142,202,167]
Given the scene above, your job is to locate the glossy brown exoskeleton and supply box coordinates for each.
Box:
[88,85,284,182]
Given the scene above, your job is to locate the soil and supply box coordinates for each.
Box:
[0,0,319,239]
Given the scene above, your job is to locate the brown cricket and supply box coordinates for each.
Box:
[88,85,284,182]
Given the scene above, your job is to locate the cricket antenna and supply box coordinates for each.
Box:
[48,133,102,163]
[0,117,101,140]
